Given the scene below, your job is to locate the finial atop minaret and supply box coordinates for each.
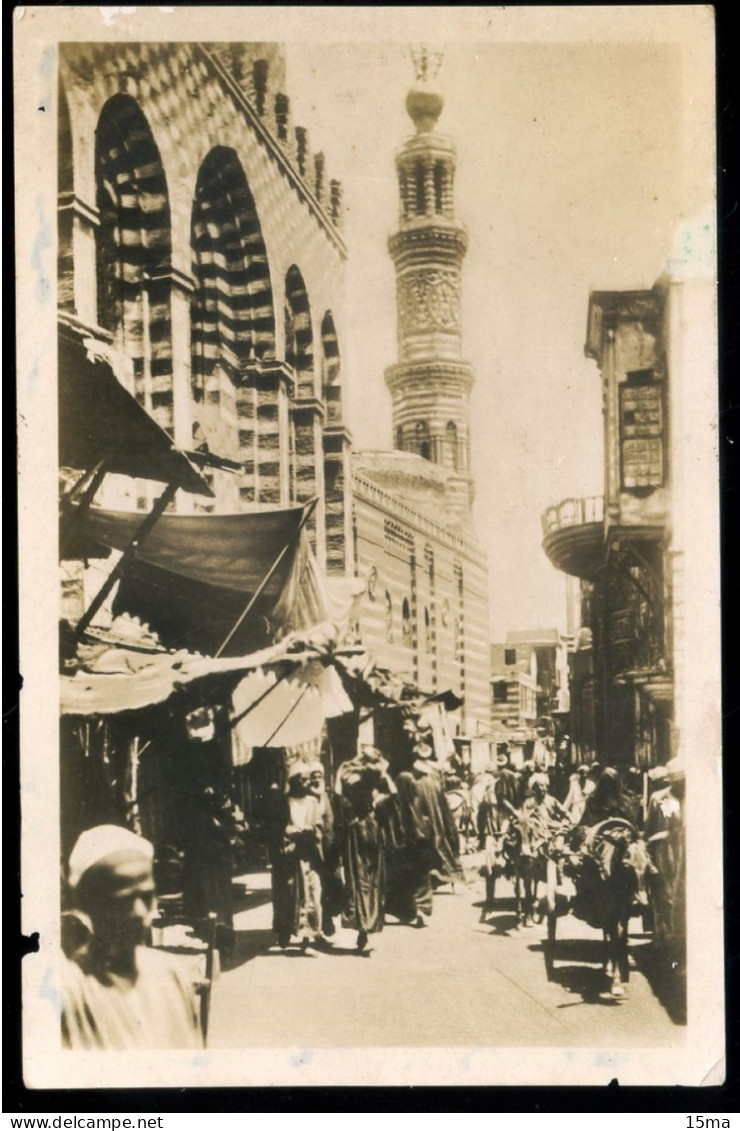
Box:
[410,46,444,83]
[406,46,445,133]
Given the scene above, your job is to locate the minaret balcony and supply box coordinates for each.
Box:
[541,495,605,580]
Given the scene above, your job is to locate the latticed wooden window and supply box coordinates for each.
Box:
[619,373,664,490]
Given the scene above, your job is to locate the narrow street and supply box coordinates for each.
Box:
[207,856,684,1049]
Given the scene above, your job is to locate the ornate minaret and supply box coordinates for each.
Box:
[385,48,476,521]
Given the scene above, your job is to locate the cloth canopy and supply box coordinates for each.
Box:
[60,619,353,714]
[60,640,306,715]
[61,624,356,752]
[64,501,324,656]
[58,323,212,497]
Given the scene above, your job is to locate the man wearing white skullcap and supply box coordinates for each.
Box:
[60,825,202,1050]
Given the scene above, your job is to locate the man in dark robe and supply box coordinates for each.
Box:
[334,748,393,951]
[411,743,465,888]
[381,765,435,927]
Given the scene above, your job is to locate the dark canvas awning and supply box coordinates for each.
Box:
[59,322,212,497]
[75,504,305,592]
[66,500,325,656]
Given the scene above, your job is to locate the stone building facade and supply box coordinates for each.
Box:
[542,279,682,768]
[58,42,352,576]
[350,57,491,737]
[58,42,490,736]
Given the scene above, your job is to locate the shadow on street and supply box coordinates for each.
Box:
[631,942,687,1025]
[231,885,273,915]
[220,928,275,971]
[526,936,617,1005]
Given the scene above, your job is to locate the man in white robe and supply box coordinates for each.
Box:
[60,825,202,1050]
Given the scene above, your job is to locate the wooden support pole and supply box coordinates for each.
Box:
[215,497,318,658]
[74,479,179,640]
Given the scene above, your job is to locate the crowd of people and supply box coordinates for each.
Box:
[472,748,686,946]
[266,720,463,954]
[57,728,686,1050]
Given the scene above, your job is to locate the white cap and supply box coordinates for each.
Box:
[67,825,154,889]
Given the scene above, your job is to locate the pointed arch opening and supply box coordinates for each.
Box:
[190,146,275,402]
[415,420,431,461]
[285,265,314,399]
[321,310,341,424]
[445,420,459,469]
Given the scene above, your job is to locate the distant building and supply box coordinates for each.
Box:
[489,628,569,750]
[490,642,538,734]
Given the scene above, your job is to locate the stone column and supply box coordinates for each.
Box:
[59,195,99,326]
[167,267,196,454]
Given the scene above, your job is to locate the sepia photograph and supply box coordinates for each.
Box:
[14,5,722,1090]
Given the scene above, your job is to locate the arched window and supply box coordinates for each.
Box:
[321,311,341,423]
[402,598,412,647]
[415,420,431,461]
[434,161,445,213]
[385,590,394,644]
[445,421,459,469]
[424,606,431,652]
[414,160,425,216]
[95,94,173,431]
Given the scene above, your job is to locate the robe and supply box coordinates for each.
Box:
[337,778,386,935]
[413,766,465,885]
[61,947,202,1050]
[268,792,324,946]
[380,772,434,921]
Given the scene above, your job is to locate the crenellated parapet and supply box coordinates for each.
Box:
[207,43,344,230]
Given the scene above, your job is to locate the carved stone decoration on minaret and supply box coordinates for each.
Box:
[385,47,477,522]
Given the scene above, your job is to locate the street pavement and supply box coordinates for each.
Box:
[206,854,684,1049]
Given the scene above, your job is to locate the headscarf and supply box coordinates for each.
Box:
[580,767,629,826]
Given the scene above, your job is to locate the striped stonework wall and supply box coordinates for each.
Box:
[321,309,349,574]
[352,473,491,734]
[94,93,174,440]
[59,42,349,573]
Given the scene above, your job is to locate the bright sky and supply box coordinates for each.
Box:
[282,14,711,640]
